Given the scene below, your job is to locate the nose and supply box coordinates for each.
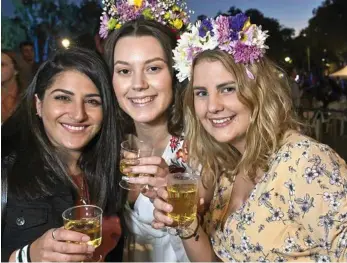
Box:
[207,93,223,113]
[69,101,87,122]
[132,70,149,91]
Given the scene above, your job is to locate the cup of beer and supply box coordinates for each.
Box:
[62,205,103,261]
[167,172,199,236]
[119,134,153,191]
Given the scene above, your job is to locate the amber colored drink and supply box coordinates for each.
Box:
[64,219,102,248]
[167,183,198,227]
[119,158,138,177]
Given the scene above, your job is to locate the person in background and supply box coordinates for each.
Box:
[1,50,22,123]
[153,14,347,262]
[289,68,302,108]
[2,47,125,262]
[101,0,198,261]
[18,41,40,89]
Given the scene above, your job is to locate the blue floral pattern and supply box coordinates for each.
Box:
[204,132,347,262]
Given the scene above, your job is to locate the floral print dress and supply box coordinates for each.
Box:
[205,132,347,262]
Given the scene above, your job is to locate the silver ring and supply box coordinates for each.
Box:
[51,228,58,240]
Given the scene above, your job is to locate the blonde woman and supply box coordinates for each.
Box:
[152,14,347,262]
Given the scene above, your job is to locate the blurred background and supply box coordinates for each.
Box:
[2,0,347,160]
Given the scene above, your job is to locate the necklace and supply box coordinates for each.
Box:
[72,174,90,205]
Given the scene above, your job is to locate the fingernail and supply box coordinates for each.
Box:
[87,245,95,252]
[123,168,132,173]
[81,236,90,242]
[166,205,173,212]
[122,176,130,182]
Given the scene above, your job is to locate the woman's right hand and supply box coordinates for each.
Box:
[29,227,95,262]
[152,187,206,229]
[152,187,174,229]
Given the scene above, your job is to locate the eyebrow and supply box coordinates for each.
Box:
[114,57,167,66]
[49,89,100,98]
[193,81,236,90]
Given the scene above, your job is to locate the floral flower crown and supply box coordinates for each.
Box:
[173,13,269,82]
[99,0,193,39]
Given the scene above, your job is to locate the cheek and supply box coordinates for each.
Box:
[193,100,206,121]
[41,104,64,121]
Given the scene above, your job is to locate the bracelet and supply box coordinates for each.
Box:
[15,249,20,263]
[17,247,23,263]
[21,245,29,263]
[27,243,32,262]
[15,244,30,263]
[178,215,200,241]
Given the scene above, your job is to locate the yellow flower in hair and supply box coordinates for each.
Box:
[107,18,117,30]
[172,5,180,12]
[142,8,154,19]
[164,12,171,20]
[172,18,183,30]
[128,0,143,8]
[242,18,251,31]
[116,23,122,29]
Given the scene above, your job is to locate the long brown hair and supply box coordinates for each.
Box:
[103,19,186,137]
[184,49,301,185]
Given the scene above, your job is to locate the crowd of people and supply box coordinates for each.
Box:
[2,0,347,262]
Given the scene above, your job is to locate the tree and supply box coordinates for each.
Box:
[306,0,347,64]
[1,17,27,50]
[9,0,101,62]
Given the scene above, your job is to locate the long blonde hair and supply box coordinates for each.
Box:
[184,49,301,185]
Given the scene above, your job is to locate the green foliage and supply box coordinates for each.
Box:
[10,0,102,60]
[1,17,27,50]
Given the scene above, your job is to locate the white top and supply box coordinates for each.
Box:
[123,135,190,262]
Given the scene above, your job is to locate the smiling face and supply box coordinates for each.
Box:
[192,59,251,153]
[35,70,103,155]
[112,36,173,125]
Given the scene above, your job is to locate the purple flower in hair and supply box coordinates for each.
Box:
[215,16,230,43]
[116,2,144,22]
[233,42,263,64]
[99,14,109,39]
[199,18,214,37]
[229,31,238,41]
[230,13,248,32]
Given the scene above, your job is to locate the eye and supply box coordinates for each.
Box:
[194,90,208,97]
[116,69,131,75]
[54,95,71,102]
[86,98,102,106]
[221,87,236,93]
[147,66,161,73]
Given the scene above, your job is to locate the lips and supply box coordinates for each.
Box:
[128,95,156,105]
[61,123,88,132]
[209,116,235,127]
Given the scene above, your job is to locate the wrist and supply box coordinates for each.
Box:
[178,215,200,240]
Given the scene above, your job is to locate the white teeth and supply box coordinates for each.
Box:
[211,117,231,124]
[131,97,153,104]
[62,124,86,131]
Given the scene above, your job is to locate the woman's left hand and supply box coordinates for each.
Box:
[125,156,168,199]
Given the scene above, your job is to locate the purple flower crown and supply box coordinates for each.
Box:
[99,0,193,39]
[173,13,269,82]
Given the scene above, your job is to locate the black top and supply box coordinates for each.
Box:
[1,155,124,262]
[1,181,74,261]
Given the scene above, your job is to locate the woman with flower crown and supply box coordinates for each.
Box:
[99,0,206,261]
[152,13,347,262]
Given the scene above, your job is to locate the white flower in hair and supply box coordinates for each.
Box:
[173,13,270,82]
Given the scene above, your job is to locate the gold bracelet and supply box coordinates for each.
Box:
[178,215,200,241]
